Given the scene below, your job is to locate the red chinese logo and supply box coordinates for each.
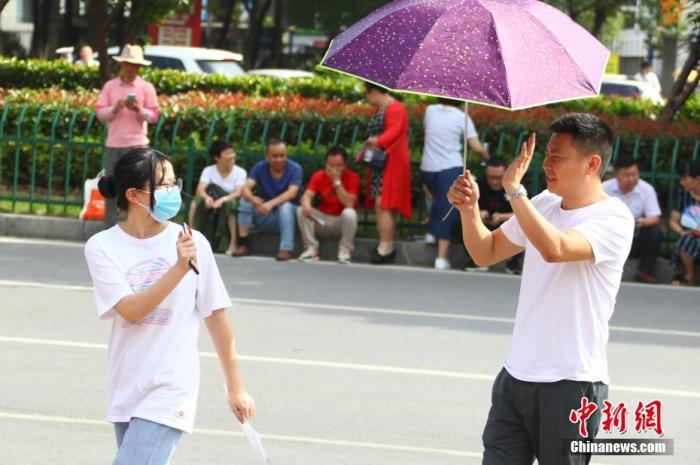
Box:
[601,400,628,434]
[634,400,664,436]
[569,396,598,437]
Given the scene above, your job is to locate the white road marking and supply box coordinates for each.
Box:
[0,411,480,458]
[3,235,699,293]
[1,279,698,339]
[1,335,698,399]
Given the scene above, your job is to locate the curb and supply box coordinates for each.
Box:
[0,212,691,284]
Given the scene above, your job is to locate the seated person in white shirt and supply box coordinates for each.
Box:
[188,140,247,255]
[602,155,663,283]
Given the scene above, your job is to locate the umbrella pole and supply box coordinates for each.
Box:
[442,101,469,222]
[463,101,469,171]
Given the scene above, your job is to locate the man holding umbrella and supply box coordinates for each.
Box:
[448,113,634,465]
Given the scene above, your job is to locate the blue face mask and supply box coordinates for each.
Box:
[137,183,182,222]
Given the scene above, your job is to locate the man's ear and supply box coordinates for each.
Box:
[588,154,602,176]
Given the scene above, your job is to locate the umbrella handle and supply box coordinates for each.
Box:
[442,101,470,222]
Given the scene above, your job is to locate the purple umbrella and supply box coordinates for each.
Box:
[320,0,609,110]
[320,0,609,218]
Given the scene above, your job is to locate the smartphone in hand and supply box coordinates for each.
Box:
[181,222,200,275]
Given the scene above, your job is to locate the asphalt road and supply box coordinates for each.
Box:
[0,236,698,465]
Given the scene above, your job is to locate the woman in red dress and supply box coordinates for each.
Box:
[358,83,413,264]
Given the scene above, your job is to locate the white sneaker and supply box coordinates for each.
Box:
[424,233,436,244]
[434,257,451,270]
[337,246,352,264]
[298,246,319,261]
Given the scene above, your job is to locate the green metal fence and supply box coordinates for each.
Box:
[0,104,698,239]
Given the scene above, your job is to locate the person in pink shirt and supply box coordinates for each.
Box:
[97,44,159,227]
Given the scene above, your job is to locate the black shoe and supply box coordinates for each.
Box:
[505,263,522,275]
[370,248,396,264]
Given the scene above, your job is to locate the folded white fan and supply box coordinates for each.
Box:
[240,420,272,465]
[223,385,272,464]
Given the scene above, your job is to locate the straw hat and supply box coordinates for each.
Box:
[112,44,151,66]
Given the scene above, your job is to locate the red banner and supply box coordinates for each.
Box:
[148,0,202,47]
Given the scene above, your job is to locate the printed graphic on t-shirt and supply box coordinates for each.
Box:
[125,258,172,326]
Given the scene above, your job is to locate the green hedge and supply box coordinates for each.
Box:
[3,57,700,123]
[1,101,697,220]
[0,57,364,100]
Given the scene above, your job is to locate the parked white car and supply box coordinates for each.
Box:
[600,74,664,104]
[142,46,245,77]
[247,69,316,79]
[107,45,245,77]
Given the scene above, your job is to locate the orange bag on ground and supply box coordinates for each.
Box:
[79,173,105,221]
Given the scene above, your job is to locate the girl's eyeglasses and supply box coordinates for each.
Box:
[140,178,183,195]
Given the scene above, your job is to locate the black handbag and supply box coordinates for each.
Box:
[363,147,387,170]
[205,182,228,200]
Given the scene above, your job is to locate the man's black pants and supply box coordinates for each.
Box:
[482,368,608,465]
[630,226,663,276]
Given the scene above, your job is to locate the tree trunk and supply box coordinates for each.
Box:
[659,44,700,122]
[0,0,10,55]
[123,0,145,46]
[30,0,53,58]
[268,0,284,67]
[90,0,112,82]
[590,3,608,38]
[115,0,127,46]
[63,0,75,47]
[245,0,272,69]
[216,0,237,49]
[88,0,126,82]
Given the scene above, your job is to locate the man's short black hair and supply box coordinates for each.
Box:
[679,160,700,178]
[641,61,652,69]
[486,156,507,169]
[613,155,638,171]
[326,145,348,161]
[208,139,232,162]
[550,113,614,177]
[436,97,463,108]
[266,138,285,149]
[365,82,389,94]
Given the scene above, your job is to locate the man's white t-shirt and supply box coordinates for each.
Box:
[199,165,247,193]
[84,223,231,433]
[421,104,478,172]
[500,190,634,384]
[602,178,661,220]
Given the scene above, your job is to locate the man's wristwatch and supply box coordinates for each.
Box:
[333,180,341,188]
[503,185,527,202]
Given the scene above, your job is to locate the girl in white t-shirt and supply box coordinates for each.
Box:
[84,148,255,465]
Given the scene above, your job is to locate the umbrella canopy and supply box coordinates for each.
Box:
[320,0,609,110]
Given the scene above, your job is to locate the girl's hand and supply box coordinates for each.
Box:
[228,389,256,423]
[176,232,197,272]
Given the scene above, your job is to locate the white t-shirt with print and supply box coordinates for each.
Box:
[199,165,247,193]
[499,190,634,385]
[420,104,478,172]
[84,222,231,433]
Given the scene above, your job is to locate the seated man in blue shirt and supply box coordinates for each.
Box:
[234,139,303,261]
